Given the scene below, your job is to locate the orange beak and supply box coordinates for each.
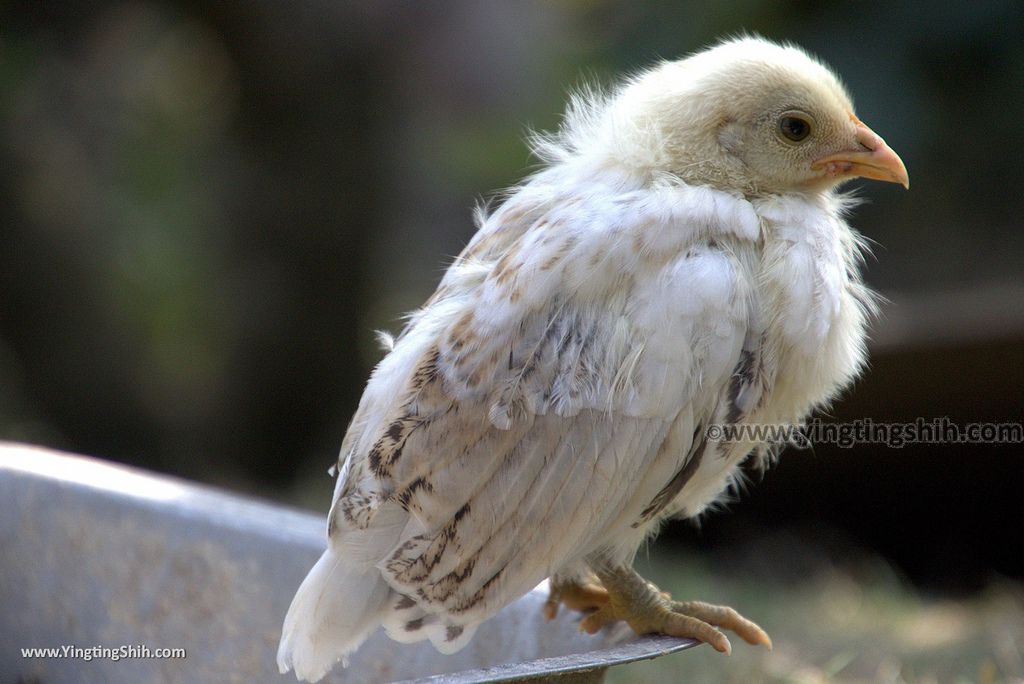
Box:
[812,116,910,189]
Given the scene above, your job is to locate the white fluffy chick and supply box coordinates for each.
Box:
[278,36,908,682]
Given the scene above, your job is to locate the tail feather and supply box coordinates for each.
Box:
[278,502,484,680]
[277,548,393,682]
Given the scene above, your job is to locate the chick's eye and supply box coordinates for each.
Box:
[779,115,811,142]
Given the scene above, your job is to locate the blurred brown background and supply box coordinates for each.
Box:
[2,0,1022,608]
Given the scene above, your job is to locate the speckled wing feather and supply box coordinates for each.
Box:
[318,170,757,651]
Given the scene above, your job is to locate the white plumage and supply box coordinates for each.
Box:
[278,36,908,681]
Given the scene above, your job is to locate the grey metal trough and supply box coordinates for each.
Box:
[0,443,695,683]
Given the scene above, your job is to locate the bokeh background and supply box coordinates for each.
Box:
[2,1,1023,681]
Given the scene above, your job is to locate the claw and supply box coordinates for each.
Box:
[545,575,609,622]
[670,600,773,650]
[581,565,770,656]
[579,607,617,634]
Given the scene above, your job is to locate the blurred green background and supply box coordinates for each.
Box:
[2,1,1023,681]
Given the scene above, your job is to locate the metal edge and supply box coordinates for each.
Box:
[399,635,698,683]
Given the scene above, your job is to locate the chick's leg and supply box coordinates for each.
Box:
[579,565,772,656]
[544,572,609,620]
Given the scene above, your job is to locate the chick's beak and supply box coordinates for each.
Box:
[812,117,909,189]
